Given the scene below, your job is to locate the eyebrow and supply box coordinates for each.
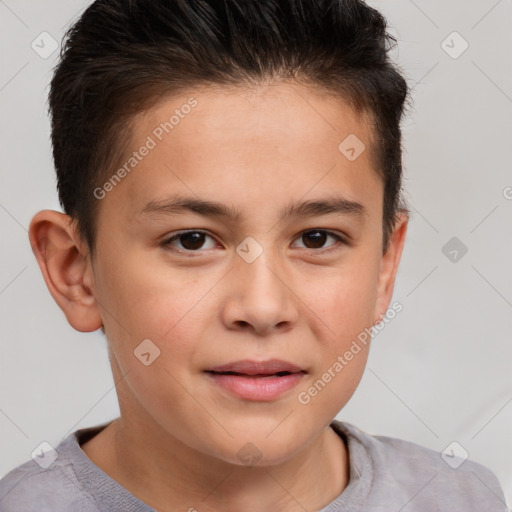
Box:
[138,194,367,222]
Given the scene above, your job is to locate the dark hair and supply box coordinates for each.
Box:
[49,0,411,256]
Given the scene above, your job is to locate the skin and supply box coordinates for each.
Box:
[29,82,408,512]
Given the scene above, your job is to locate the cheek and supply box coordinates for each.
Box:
[296,271,375,416]
[96,248,208,338]
[303,256,381,340]
[95,258,208,413]
[293,255,379,409]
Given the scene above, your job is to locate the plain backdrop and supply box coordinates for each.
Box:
[1,0,511,507]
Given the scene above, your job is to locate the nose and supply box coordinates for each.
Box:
[220,246,299,336]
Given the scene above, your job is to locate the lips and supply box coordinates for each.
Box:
[205,359,306,376]
[204,359,306,401]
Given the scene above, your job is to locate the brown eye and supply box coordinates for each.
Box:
[293,229,344,251]
[302,230,327,249]
[178,232,205,250]
[163,231,217,252]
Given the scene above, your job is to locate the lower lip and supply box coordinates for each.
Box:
[205,372,305,401]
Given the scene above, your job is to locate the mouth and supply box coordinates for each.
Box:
[205,370,300,378]
[204,359,306,401]
[204,358,306,376]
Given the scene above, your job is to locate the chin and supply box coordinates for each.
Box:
[206,426,311,468]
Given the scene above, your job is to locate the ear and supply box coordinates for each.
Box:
[373,212,409,324]
[28,210,103,332]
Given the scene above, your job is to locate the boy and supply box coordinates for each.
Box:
[0,0,508,510]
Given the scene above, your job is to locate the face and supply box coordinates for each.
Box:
[79,83,403,465]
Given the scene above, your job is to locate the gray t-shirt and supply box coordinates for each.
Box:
[0,419,508,511]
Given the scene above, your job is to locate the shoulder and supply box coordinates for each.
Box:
[332,420,508,511]
[0,438,97,512]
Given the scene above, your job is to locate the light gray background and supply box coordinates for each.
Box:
[1,0,511,507]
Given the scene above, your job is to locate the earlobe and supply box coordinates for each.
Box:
[373,212,409,324]
[28,210,103,332]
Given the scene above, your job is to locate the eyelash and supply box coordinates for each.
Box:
[161,229,347,255]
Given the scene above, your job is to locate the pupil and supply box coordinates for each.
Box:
[303,230,326,249]
[181,232,204,250]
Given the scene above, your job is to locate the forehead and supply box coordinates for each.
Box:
[136,82,376,158]
[100,82,381,223]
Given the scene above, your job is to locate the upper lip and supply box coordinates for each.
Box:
[205,359,306,376]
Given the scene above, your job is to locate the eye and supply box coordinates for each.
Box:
[162,230,219,252]
[161,228,346,254]
[292,229,345,251]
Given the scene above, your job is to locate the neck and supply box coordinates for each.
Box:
[81,415,349,512]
